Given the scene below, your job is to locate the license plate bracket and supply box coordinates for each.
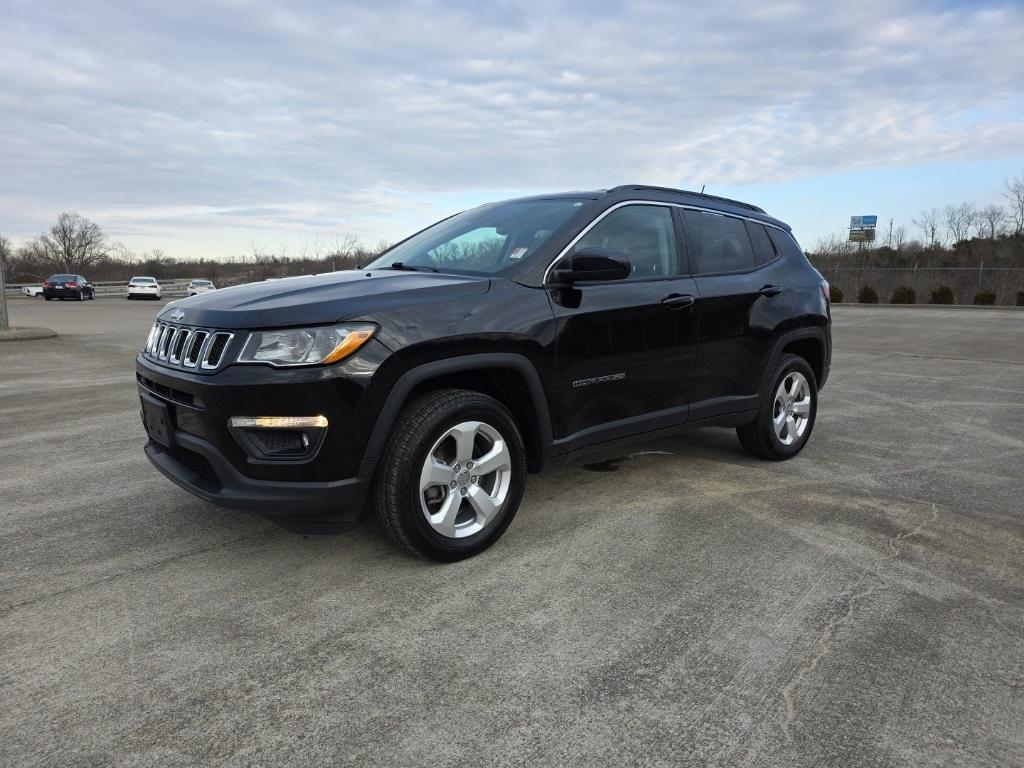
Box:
[140,393,174,448]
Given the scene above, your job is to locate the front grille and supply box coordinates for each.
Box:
[142,321,234,372]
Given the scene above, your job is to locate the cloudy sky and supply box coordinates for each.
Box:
[2,0,1023,259]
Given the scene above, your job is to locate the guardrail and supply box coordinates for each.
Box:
[5,280,193,299]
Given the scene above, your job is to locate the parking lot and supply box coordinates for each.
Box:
[1,297,1022,767]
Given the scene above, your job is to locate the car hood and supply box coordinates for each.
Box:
[158,270,491,330]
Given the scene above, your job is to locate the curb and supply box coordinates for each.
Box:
[832,303,1024,312]
[0,327,58,342]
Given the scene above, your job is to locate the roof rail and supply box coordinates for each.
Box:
[607,184,766,214]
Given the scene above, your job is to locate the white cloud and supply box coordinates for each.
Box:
[1,0,1022,256]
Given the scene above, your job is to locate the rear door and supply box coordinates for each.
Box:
[548,203,699,443]
[682,209,780,417]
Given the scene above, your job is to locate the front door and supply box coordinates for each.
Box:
[548,204,699,446]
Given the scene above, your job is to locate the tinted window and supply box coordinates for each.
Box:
[574,205,676,279]
[767,227,803,261]
[48,274,75,282]
[683,210,756,273]
[365,199,586,275]
[747,223,776,264]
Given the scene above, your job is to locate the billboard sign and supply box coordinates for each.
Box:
[849,228,876,242]
[850,215,878,229]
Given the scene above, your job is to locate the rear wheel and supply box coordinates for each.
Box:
[737,354,817,460]
[77,291,85,301]
[373,388,526,561]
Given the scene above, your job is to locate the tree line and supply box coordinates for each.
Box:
[810,169,1024,262]
[0,214,390,285]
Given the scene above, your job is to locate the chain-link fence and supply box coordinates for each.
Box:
[817,266,1024,305]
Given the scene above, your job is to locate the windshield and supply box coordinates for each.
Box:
[365,198,586,275]
[192,280,212,286]
[131,277,156,284]
[48,274,75,282]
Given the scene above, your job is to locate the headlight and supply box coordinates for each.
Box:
[238,323,376,367]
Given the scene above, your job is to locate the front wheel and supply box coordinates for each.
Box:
[737,354,818,460]
[373,388,526,561]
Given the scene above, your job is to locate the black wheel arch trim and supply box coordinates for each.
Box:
[762,325,831,392]
[363,352,555,461]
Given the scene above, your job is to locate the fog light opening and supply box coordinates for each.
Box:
[227,416,328,461]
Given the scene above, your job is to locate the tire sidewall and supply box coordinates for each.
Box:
[402,399,525,557]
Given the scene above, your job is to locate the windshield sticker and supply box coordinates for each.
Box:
[509,247,528,259]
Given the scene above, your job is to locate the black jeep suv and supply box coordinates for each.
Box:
[137,185,830,560]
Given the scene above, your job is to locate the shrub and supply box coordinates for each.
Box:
[830,285,844,303]
[1017,291,1024,307]
[890,286,916,304]
[930,285,955,304]
[857,285,879,304]
[973,289,996,306]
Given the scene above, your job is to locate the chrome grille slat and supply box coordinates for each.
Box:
[142,323,234,372]
[169,328,191,364]
[183,331,208,367]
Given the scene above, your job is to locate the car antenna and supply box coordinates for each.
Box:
[701,184,706,193]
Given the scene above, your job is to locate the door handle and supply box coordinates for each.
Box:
[661,293,695,309]
[759,284,783,297]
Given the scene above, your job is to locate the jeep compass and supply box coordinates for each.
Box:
[137,185,831,560]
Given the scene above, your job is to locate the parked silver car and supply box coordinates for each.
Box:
[186,279,216,296]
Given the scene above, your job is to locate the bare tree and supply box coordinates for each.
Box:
[944,202,976,245]
[1004,172,1024,235]
[0,234,12,269]
[977,204,1005,240]
[31,212,110,272]
[108,241,136,264]
[892,225,907,251]
[912,207,942,247]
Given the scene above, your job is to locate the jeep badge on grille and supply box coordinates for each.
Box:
[168,309,185,322]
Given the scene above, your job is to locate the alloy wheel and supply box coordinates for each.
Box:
[772,371,812,446]
[418,420,512,539]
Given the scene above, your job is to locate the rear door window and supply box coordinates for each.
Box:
[682,210,756,274]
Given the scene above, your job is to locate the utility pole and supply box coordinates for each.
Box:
[0,248,9,331]
[888,218,893,249]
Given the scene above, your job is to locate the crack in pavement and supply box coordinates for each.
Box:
[888,502,940,558]
[780,581,885,743]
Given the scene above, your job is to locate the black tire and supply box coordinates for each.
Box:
[373,388,526,561]
[45,296,52,301]
[736,353,818,460]
[77,291,85,301]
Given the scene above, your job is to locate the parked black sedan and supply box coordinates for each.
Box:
[43,274,96,301]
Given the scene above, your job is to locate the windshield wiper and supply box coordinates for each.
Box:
[379,262,438,273]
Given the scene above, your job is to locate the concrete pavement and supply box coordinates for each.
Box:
[1,298,1022,767]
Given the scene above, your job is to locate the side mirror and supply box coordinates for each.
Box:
[552,247,631,283]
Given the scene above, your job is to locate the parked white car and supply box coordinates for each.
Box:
[127,276,162,300]
[186,279,216,296]
[21,286,44,297]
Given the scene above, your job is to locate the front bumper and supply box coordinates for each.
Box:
[145,432,376,520]
[136,339,399,521]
